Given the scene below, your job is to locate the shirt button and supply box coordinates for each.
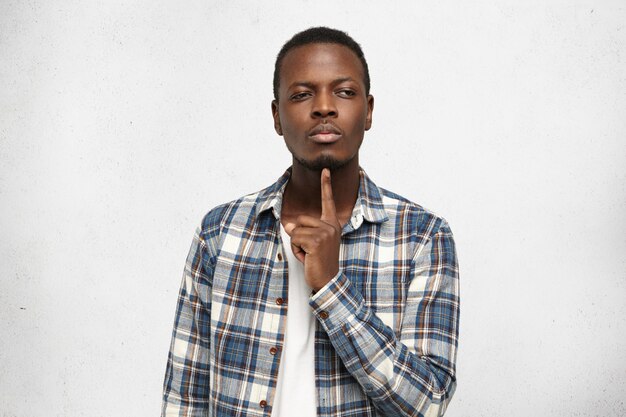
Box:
[269,347,278,355]
[319,311,329,319]
[277,253,283,261]
[276,298,284,305]
[259,400,267,408]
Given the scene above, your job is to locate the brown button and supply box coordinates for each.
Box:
[319,311,329,319]
[269,347,278,355]
[276,298,284,305]
[277,253,283,261]
[259,400,267,408]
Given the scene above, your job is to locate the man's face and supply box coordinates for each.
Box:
[272,43,374,171]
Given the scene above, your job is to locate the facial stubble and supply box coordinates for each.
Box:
[286,143,359,172]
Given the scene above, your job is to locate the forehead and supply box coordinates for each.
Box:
[279,43,365,88]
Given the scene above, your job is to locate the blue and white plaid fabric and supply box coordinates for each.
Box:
[162,168,460,417]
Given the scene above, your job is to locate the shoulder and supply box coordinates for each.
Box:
[195,169,290,256]
[359,169,453,245]
[199,188,265,236]
[377,186,454,246]
[197,180,278,250]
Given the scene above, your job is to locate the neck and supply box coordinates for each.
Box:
[282,157,360,226]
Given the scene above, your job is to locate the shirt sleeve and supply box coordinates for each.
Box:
[162,227,214,417]
[309,220,460,417]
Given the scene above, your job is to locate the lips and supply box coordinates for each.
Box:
[308,123,342,144]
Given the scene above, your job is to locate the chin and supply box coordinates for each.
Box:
[296,154,353,171]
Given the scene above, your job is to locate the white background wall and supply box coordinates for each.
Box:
[1,1,625,416]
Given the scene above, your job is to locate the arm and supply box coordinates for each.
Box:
[162,228,214,417]
[309,220,460,417]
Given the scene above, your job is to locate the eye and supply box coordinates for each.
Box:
[290,91,312,101]
[336,89,356,98]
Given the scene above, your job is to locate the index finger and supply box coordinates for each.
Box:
[320,168,337,222]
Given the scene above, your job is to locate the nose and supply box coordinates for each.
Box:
[311,91,337,119]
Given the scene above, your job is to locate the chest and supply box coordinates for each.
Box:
[209,217,414,335]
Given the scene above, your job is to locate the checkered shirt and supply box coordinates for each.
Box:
[162,168,460,417]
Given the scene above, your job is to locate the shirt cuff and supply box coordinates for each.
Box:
[309,271,365,331]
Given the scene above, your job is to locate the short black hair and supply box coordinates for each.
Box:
[273,27,370,100]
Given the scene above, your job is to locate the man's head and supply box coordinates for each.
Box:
[272,27,374,172]
[273,27,370,101]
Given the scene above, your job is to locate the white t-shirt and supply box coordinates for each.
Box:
[272,225,317,417]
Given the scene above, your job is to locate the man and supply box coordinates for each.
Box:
[162,27,459,417]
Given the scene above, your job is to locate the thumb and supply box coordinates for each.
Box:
[283,222,305,263]
[284,222,296,235]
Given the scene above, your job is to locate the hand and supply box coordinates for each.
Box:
[284,168,342,291]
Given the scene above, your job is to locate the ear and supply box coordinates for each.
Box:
[271,99,283,135]
[365,94,374,131]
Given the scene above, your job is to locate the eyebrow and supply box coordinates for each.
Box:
[287,77,357,90]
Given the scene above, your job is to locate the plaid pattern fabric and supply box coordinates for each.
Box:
[162,168,460,417]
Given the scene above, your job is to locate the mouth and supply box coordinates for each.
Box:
[308,124,342,144]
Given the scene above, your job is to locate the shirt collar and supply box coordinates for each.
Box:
[255,167,389,226]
